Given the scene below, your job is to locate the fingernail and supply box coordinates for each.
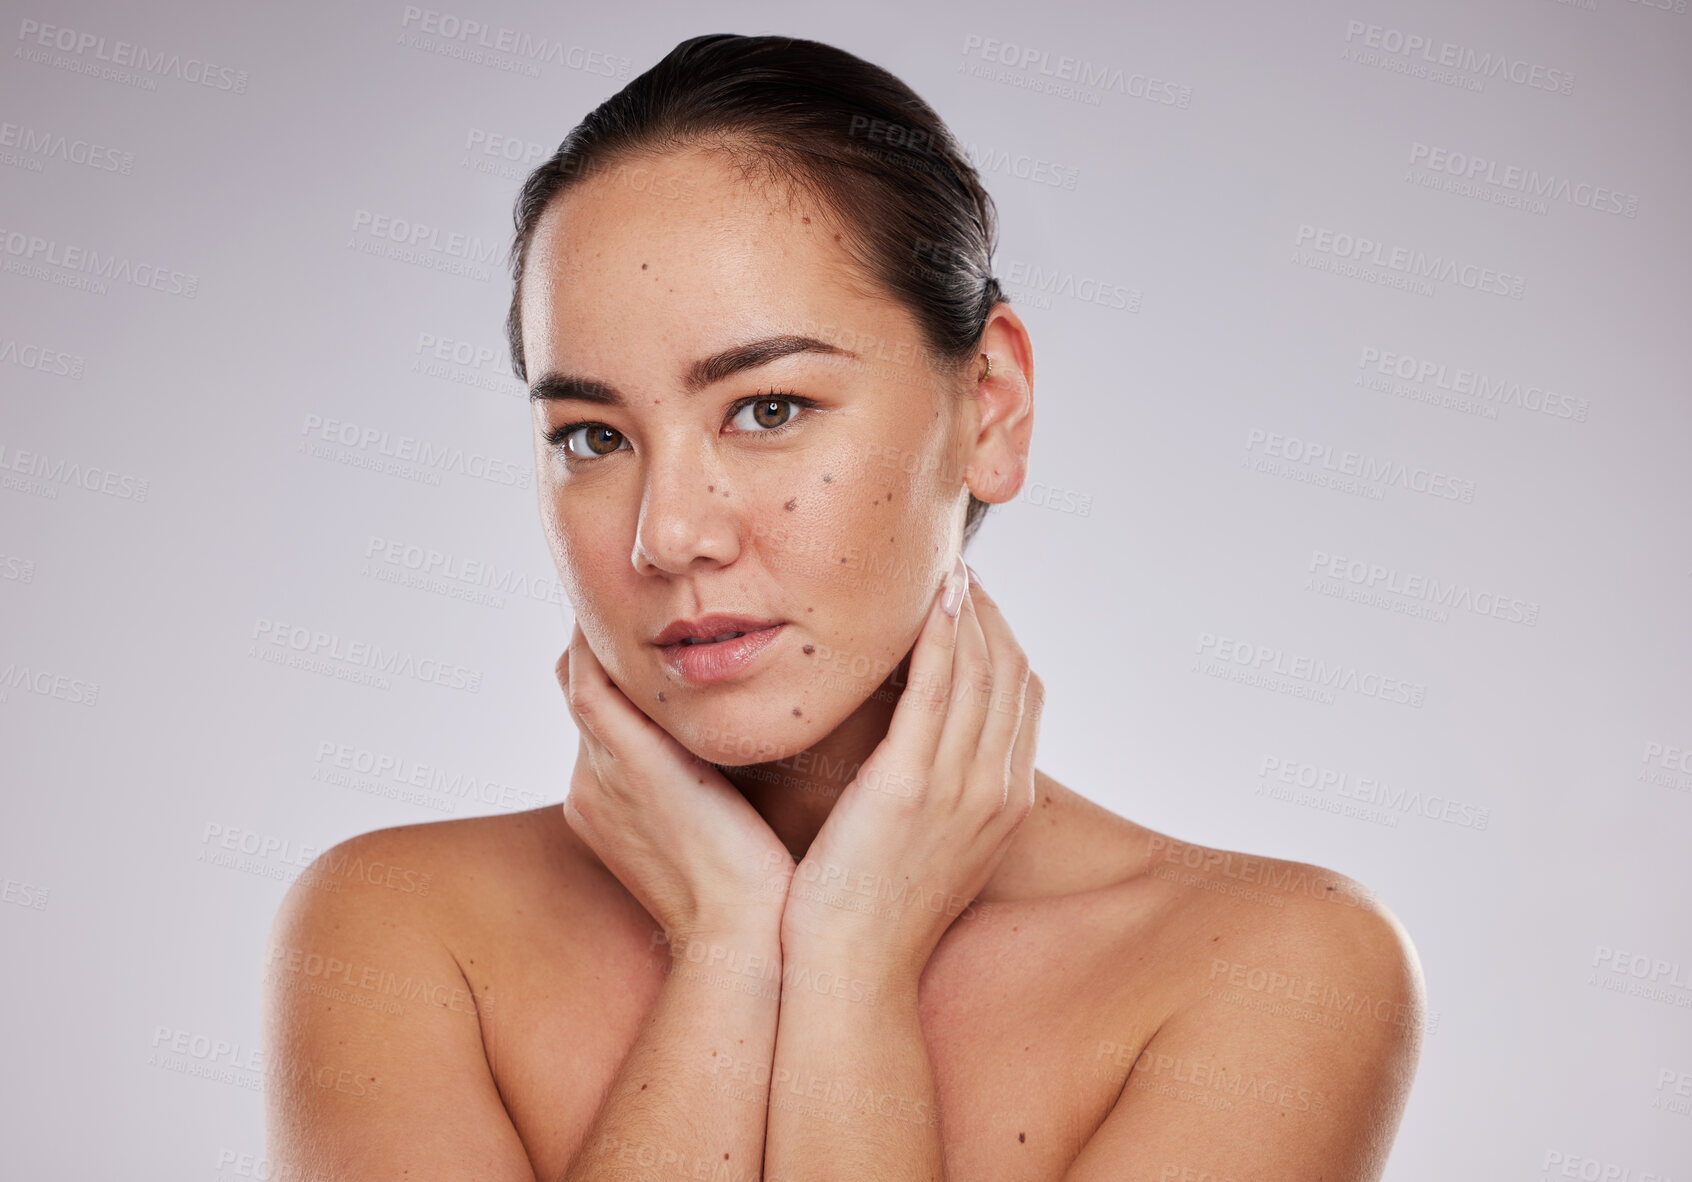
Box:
[942,554,968,617]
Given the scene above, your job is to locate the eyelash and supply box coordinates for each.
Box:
[545,390,820,464]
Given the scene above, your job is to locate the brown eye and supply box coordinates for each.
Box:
[583,426,623,455]
[560,424,627,459]
[731,397,799,432]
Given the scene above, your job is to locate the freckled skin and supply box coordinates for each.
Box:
[520,144,1031,776]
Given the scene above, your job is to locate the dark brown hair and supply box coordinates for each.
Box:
[505,33,1007,547]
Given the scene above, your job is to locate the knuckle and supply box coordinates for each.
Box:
[914,669,950,714]
[565,687,595,719]
[961,657,995,698]
[1005,650,1031,683]
[1011,787,1036,826]
[1026,671,1047,711]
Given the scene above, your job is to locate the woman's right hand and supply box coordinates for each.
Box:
[557,621,795,946]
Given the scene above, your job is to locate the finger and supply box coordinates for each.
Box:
[951,573,1031,799]
[932,581,997,803]
[563,623,630,766]
[879,554,968,778]
[1005,669,1044,825]
[566,623,719,785]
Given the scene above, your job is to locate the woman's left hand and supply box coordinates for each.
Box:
[779,557,1043,982]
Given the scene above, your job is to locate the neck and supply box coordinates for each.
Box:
[716,658,907,862]
[713,655,1055,905]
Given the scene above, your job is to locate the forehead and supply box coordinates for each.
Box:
[518,147,909,382]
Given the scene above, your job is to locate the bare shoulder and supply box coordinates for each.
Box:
[1131,825,1425,1010]
[1060,820,1426,1180]
[260,808,578,1182]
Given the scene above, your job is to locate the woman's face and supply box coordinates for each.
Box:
[519,146,983,766]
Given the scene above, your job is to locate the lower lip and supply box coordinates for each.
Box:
[659,625,785,685]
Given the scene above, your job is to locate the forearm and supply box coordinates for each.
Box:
[761,946,944,1181]
[562,928,783,1182]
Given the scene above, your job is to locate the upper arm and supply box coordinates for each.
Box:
[1064,889,1426,1182]
[262,829,537,1182]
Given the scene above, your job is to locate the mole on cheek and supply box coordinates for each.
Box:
[656,691,665,702]
[803,645,814,654]
[791,707,802,717]
[821,473,831,482]
[641,263,648,270]
[784,499,797,511]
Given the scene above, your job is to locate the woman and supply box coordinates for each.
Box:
[263,33,1424,1181]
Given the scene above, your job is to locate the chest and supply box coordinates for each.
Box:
[475,903,1162,1181]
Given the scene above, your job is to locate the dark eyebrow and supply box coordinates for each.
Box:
[528,334,856,406]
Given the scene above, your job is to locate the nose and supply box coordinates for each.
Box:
[630,443,743,577]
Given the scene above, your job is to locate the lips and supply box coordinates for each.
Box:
[654,613,785,648]
[655,618,787,686]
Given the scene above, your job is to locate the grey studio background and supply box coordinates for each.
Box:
[2,0,1689,1177]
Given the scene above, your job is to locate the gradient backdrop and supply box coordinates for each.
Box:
[2,0,1689,1177]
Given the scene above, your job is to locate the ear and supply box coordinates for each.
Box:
[961,305,1035,506]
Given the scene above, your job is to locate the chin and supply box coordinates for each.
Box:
[656,684,833,767]
[652,660,892,769]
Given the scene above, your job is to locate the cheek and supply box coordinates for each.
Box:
[748,442,936,604]
[747,445,947,700]
[538,482,631,620]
